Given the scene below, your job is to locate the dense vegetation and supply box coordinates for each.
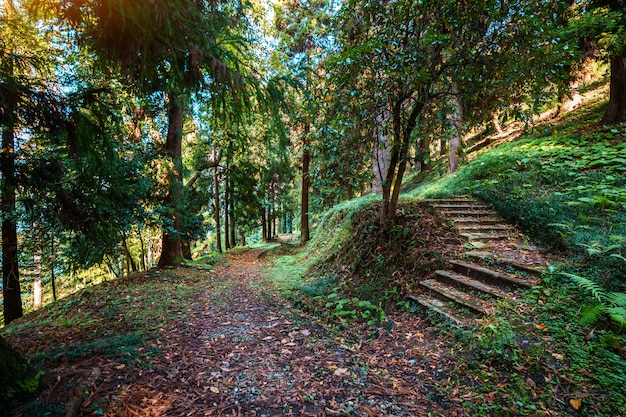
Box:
[1,0,626,415]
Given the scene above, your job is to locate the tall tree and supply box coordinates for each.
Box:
[327,0,573,225]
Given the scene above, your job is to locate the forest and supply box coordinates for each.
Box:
[1,0,626,416]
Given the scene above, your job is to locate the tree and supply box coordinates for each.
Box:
[273,0,333,243]
[591,0,626,123]
[31,0,256,266]
[327,0,573,225]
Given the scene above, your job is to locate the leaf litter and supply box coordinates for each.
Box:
[8,249,458,416]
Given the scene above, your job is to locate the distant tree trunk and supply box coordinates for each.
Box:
[121,230,138,274]
[33,250,42,311]
[181,240,192,260]
[224,166,231,250]
[300,124,311,244]
[1,100,23,325]
[50,237,57,301]
[157,93,184,268]
[213,145,222,253]
[0,335,41,408]
[137,227,147,270]
[602,52,626,124]
[261,206,268,242]
[448,86,463,173]
[229,188,236,248]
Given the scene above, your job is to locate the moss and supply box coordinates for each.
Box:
[0,336,42,408]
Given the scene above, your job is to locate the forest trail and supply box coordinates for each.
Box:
[10,248,459,417]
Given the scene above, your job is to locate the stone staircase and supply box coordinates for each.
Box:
[408,197,547,325]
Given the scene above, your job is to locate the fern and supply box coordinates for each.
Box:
[561,272,626,332]
[580,303,607,326]
[561,272,604,302]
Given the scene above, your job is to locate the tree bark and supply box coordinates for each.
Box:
[229,182,236,248]
[213,144,222,253]
[1,102,23,325]
[224,165,231,250]
[300,124,311,244]
[448,86,463,173]
[157,93,184,268]
[372,108,391,195]
[602,52,626,124]
[261,206,268,242]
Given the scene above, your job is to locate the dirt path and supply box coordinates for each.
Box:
[10,249,457,417]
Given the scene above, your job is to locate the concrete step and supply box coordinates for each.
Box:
[407,294,467,325]
[462,251,545,278]
[434,270,509,298]
[419,279,495,316]
[449,259,536,289]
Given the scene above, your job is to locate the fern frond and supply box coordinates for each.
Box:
[605,292,626,307]
[580,303,606,326]
[610,253,626,264]
[606,307,626,327]
[560,272,605,302]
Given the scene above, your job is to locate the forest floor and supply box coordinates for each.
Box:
[8,248,463,417]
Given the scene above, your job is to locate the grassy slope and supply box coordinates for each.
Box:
[270,83,626,416]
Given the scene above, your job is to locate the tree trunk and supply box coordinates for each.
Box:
[0,335,41,409]
[1,103,23,325]
[50,237,57,301]
[490,110,503,135]
[137,227,147,270]
[602,52,626,124]
[229,190,236,248]
[224,166,231,250]
[121,230,138,273]
[33,251,42,311]
[300,124,311,244]
[213,145,222,253]
[372,109,391,195]
[382,97,425,225]
[261,206,268,242]
[181,240,193,260]
[448,86,463,173]
[157,93,184,268]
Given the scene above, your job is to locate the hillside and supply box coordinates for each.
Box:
[2,84,626,417]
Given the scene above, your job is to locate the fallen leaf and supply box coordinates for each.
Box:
[210,386,220,394]
[300,329,310,336]
[333,367,348,377]
[569,398,582,410]
[262,336,273,341]
[535,323,548,330]
[552,353,564,360]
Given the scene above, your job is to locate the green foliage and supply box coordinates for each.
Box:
[562,272,626,331]
[317,290,387,326]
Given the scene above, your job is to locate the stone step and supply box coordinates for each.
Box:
[457,224,513,232]
[419,279,495,316]
[407,294,467,325]
[439,209,495,217]
[462,251,545,278]
[450,216,501,225]
[449,259,536,289]
[434,270,509,298]
[459,232,511,242]
[429,203,491,210]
